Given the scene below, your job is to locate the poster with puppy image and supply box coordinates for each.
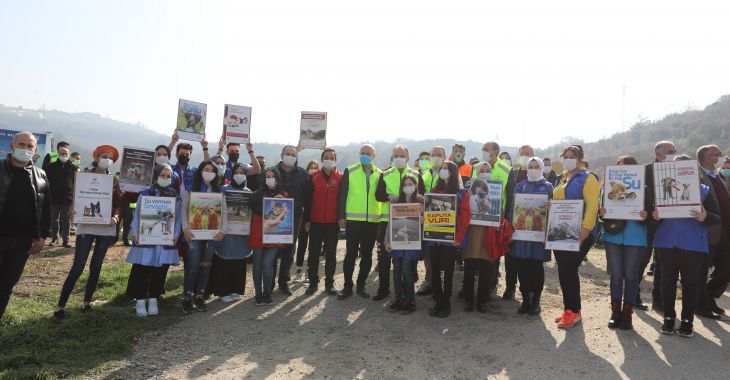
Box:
[653,160,701,219]
[176,99,207,142]
[188,192,223,240]
[603,165,645,220]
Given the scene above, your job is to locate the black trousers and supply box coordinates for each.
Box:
[272,211,302,289]
[463,258,495,305]
[343,221,378,289]
[307,223,339,289]
[0,237,32,319]
[431,245,458,304]
[554,235,595,312]
[658,247,703,322]
[376,222,391,294]
[295,226,309,268]
[504,252,519,290]
[208,254,247,296]
[127,264,166,300]
[708,236,730,299]
[514,257,545,294]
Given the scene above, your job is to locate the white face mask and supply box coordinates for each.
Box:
[265,177,277,189]
[308,169,317,175]
[502,158,512,166]
[392,157,407,169]
[322,159,336,170]
[13,148,33,164]
[561,158,577,171]
[157,177,172,187]
[439,169,450,180]
[216,164,226,176]
[518,155,529,168]
[664,154,676,162]
[282,155,297,167]
[543,165,551,174]
[478,172,491,180]
[202,171,216,183]
[431,156,444,167]
[403,185,416,195]
[98,158,113,169]
[233,174,246,185]
[59,155,69,163]
[527,169,543,182]
[482,151,490,162]
[155,155,169,165]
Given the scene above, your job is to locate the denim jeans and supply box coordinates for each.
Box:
[253,248,278,295]
[58,234,115,308]
[604,242,643,305]
[184,241,216,299]
[393,254,416,303]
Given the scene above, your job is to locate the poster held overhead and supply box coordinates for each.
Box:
[176,99,207,142]
[119,147,155,193]
[73,172,114,225]
[603,165,645,220]
[389,203,422,250]
[469,179,502,227]
[511,193,548,242]
[188,192,223,240]
[653,160,702,219]
[423,193,457,242]
[545,200,583,252]
[223,104,252,144]
[299,111,327,148]
[138,196,176,246]
[262,197,295,244]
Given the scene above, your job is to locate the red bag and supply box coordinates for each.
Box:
[484,218,514,260]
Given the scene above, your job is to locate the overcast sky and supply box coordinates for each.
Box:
[2,0,729,148]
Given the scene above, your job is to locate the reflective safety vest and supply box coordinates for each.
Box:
[472,158,512,211]
[130,202,137,209]
[422,168,439,193]
[345,162,382,222]
[48,151,59,164]
[379,166,420,221]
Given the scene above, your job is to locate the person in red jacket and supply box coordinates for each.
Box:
[303,148,343,296]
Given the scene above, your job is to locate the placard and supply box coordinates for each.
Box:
[188,192,223,240]
[224,190,252,235]
[469,179,502,227]
[176,99,207,142]
[299,111,327,148]
[119,146,155,193]
[423,193,457,242]
[603,165,645,220]
[262,197,295,244]
[545,200,583,251]
[138,196,176,245]
[389,203,422,250]
[73,172,114,224]
[653,160,702,219]
[223,104,252,144]
[511,193,548,242]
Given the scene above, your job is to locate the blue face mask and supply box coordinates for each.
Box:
[360,155,372,165]
[721,169,730,177]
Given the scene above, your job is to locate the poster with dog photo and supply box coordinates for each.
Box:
[423,193,457,242]
[262,197,294,244]
[653,160,702,219]
[603,165,645,220]
[511,193,548,242]
[73,172,114,225]
[469,179,502,227]
[119,146,155,193]
[224,190,252,235]
[389,203,422,250]
[188,192,223,240]
[223,104,252,144]
[299,111,327,148]
[138,196,176,246]
[545,200,583,251]
[176,99,207,142]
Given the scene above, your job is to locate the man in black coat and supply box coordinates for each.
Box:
[45,144,76,248]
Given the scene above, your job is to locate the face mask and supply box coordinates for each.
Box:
[308,169,317,175]
[392,157,407,169]
[233,174,246,185]
[216,164,226,176]
[561,158,577,171]
[663,154,676,162]
[228,152,239,162]
[527,169,543,182]
[202,171,216,183]
[282,155,297,167]
[478,172,491,180]
[360,154,372,165]
[518,155,529,168]
[59,155,69,163]
[454,152,463,162]
[543,165,551,174]
[265,177,277,189]
[403,185,416,195]
[431,156,444,167]
[482,151,491,162]
[155,155,169,165]
[157,177,172,187]
[177,155,190,165]
[322,160,336,170]
[418,159,431,170]
[98,158,113,169]
[721,169,730,177]
[439,169,450,180]
[13,148,33,164]
[71,159,80,167]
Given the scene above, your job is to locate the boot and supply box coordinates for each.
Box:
[608,302,621,329]
[429,299,442,317]
[528,292,542,316]
[517,291,531,314]
[437,296,451,318]
[619,304,633,330]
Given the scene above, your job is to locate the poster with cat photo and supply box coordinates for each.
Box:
[73,172,114,225]
[653,160,701,219]
[262,197,294,244]
[188,192,223,240]
[603,165,645,220]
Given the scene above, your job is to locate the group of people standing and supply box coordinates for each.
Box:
[0,131,728,341]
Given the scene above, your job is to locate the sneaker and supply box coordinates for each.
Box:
[293,270,303,283]
[558,310,582,328]
[182,299,194,314]
[136,300,148,317]
[147,298,159,315]
[303,272,310,284]
[337,288,353,300]
[52,308,66,324]
[48,238,58,247]
[324,287,338,296]
[255,294,264,306]
[279,286,292,296]
[220,295,235,303]
[661,317,675,335]
[263,293,274,306]
[555,310,566,323]
[194,296,207,312]
[305,286,317,296]
[230,293,241,301]
[677,320,694,338]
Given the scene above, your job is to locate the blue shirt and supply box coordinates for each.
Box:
[653,184,711,254]
[602,221,647,247]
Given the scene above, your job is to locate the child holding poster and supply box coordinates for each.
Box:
[248,168,288,306]
[125,164,182,317]
[384,173,423,315]
[425,161,470,318]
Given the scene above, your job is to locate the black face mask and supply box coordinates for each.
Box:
[228,153,239,162]
[177,155,190,165]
